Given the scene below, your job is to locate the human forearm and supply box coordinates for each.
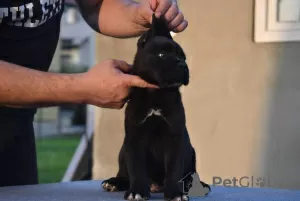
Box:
[77,0,147,38]
[0,60,85,107]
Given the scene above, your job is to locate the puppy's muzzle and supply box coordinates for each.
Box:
[176,60,189,86]
[178,61,188,70]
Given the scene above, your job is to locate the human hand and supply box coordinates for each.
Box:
[78,59,158,109]
[134,0,188,33]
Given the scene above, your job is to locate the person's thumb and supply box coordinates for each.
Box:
[111,59,132,73]
[140,0,157,25]
[122,74,158,88]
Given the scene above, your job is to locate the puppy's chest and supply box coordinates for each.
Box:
[140,108,169,126]
[127,93,178,127]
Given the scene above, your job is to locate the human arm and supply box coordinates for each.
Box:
[0,60,83,107]
[75,0,188,38]
[0,59,157,109]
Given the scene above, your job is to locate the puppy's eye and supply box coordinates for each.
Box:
[158,52,167,58]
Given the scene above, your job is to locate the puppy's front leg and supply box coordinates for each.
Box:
[164,136,188,201]
[124,136,150,201]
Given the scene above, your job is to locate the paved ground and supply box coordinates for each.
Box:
[1,180,300,201]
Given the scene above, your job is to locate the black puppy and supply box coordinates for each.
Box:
[101,14,211,201]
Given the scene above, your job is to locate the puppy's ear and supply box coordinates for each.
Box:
[151,14,173,40]
[137,14,172,48]
[137,30,152,48]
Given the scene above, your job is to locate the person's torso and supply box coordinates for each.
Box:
[0,0,64,71]
[0,0,65,117]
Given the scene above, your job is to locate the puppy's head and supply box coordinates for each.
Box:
[132,14,189,88]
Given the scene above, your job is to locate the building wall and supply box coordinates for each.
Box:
[93,0,300,190]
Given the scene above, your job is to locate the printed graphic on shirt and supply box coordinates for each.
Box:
[0,0,63,28]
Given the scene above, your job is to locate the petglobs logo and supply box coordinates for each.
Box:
[212,176,270,188]
[178,172,211,197]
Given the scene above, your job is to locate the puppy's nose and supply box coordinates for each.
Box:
[176,58,186,66]
[178,61,188,69]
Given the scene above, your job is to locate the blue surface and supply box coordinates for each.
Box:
[0,180,300,201]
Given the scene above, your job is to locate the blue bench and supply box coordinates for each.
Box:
[0,180,300,201]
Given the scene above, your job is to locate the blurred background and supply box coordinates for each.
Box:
[33,0,94,184]
[36,0,300,191]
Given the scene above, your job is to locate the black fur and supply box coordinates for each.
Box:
[102,14,210,201]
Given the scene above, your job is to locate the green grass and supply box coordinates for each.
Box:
[36,135,81,184]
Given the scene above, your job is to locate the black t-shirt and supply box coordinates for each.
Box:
[0,0,64,117]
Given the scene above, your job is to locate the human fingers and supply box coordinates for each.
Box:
[168,11,184,30]
[154,0,173,18]
[164,1,179,24]
[100,102,126,109]
[172,19,188,33]
[122,74,159,88]
[107,59,132,73]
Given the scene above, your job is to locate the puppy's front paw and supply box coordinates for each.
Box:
[164,183,187,201]
[102,177,130,192]
[124,188,151,201]
[169,195,189,201]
